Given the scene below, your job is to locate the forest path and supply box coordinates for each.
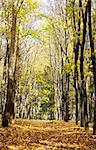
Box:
[0,120,96,150]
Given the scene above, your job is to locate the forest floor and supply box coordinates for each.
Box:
[0,120,96,150]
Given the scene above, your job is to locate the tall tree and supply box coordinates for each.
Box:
[79,0,88,128]
[2,0,25,127]
[88,0,96,134]
[72,0,81,125]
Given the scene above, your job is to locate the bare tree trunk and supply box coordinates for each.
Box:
[1,38,9,117]
[61,46,64,120]
[80,1,88,127]
[88,0,96,134]
[73,0,81,125]
[89,77,93,123]
[65,73,70,122]
[2,5,17,127]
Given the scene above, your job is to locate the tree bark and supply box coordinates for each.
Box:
[2,5,17,127]
[80,1,88,127]
[88,0,96,134]
[73,0,81,125]
[61,46,64,120]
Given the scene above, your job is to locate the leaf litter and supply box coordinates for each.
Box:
[0,120,96,150]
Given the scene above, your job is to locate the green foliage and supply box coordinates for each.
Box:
[22,29,40,40]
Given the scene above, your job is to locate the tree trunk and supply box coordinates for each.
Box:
[1,38,9,117]
[65,73,70,122]
[80,1,88,127]
[2,5,17,127]
[89,77,93,123]
[61,46,64,120]
[73,0,81,125]
[88,0,96,134]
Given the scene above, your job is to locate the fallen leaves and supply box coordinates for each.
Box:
[0,120,96,150]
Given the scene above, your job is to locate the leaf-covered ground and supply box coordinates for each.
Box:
[0,120,96,150]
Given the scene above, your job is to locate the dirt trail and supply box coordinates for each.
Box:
[0,120,96,150]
